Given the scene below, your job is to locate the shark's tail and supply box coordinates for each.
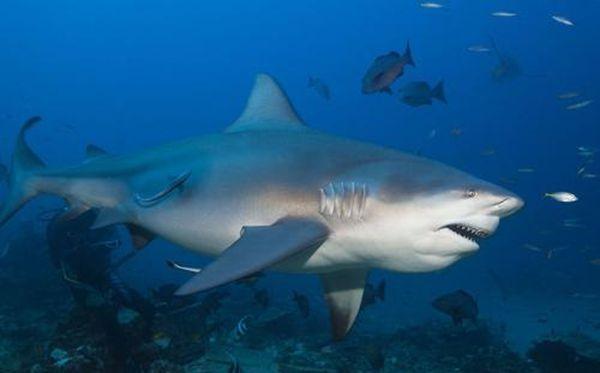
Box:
[403,42,415,67]
[431,80,447,104]
[0,116,46,227]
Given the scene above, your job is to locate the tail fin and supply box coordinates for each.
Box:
[0,116,45,227]
[403,42,415,67]
[432,80,447,103]
[377,280,386,301]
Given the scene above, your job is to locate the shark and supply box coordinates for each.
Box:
[0,73,523,340]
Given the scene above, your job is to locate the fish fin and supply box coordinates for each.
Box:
[0,116,46,227]
[431,80,446,103]
[404,42,415,67]
[134,171,191,207]
[125,224,155,250]
[225,74,307,133]
[91,208,127,229]
[85,144,109,160]
[321,268,369,341]
[175,217,329,295]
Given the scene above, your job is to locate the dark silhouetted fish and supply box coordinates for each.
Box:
[292,290,310,318]
[362,43,415,94]
[432,289,478,325]
[361,279,385,309]
[528,340,600,373]
[398,80,446,107]
[253,288,269,308]
[308,76,331,100]
[489,37,522,82]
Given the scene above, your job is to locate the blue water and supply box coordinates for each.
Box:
[1,1,599,371]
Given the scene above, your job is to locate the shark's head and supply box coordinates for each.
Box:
[357,157,523,272]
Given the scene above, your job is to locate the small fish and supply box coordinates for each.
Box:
[492,11,517,17]
[362,43,415,94]
[420,2,443,9]
[590,259,600,266]
[577,167,586,176]
[544,192,578,203]
[566,100,593,111]
[582,173,597,179]
[563,222,586,229]
[292,290,310,318]
[450,127,463,137]
[523,244,543,253]
[558,92,580,100]
[517,168,535,173]
[467,45,491,53]
[428,129,437,139]
[481,148,496,156]
[552,15,574,26]
[308,76,331,101]
[432,290,478,325]
[577,146,596,153]
[398,80,446,107]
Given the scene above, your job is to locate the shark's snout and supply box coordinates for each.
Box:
[491,194,524,217]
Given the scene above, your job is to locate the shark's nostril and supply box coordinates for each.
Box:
[494,196,524,217]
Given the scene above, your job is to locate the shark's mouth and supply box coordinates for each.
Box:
[443,224,491,242]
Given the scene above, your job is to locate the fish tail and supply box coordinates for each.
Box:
[432,80,447,103]
[403,42,415,67]
[0,116,46,227]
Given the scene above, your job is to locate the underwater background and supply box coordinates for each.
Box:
[0,0,599,372]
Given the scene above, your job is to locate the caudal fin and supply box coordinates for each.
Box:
[432,80,447,103]
[0,116,46,227]
[404,42,415,67]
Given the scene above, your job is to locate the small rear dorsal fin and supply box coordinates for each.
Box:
[225,74,306,133]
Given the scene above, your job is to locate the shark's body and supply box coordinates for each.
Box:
[0,74,523,340]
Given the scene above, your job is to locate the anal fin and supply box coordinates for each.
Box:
[321,268,369,341]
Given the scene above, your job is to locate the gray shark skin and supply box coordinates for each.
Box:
[0,74,523,340]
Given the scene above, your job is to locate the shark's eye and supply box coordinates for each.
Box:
[464,188,478,198]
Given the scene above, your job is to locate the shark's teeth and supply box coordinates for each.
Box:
[445,224,490,242]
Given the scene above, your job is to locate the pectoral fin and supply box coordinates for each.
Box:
[321,268,369,341]
[175,217,329,295]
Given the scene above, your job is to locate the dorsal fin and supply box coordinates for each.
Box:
[225,73,306,133]
[85,144,108,159]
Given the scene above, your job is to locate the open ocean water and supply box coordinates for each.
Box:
[0,1,599,372]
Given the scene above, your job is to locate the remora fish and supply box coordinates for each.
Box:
[0,74,523,340]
